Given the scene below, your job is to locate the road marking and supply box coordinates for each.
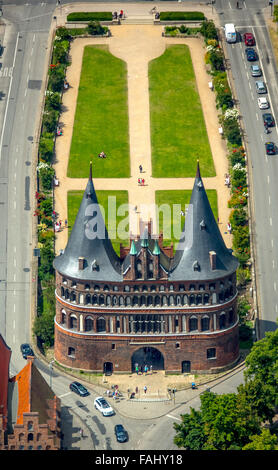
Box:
[14,259,16,267]
[24,88,27,97]
[251,91,254,100]
[14,201,16,209]
[273,260,275,269]
[271,239,274,247]
[267,175,270,184]
[269,195,271,205]
[33,34,36,43]
[256,113,258,120]
[274,282,277,292]
[248,81,251,90]
[0,32,20,162]
[166,414,182,422]
[13,274,16,281]
[270,217,272,226]
[13,319,15,328]
[58,392,72,398]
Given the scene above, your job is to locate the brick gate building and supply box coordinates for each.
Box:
[53,163,239,374]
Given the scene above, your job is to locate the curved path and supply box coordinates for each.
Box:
[53,25,232,254]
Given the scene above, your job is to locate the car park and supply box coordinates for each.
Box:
[263,113,275,127]
[258,97,269,109]
[245,48,257,61]
[250,64,262,77]
[255,81,267,94]
[69,381,90,397]
[114,424,128,443]
[20,343,34,359]
[94,397,114,416]
[265,142,276,155]
[243,32,255,46]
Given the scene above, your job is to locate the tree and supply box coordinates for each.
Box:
[173,391,260,450]
[239,327,278,424]
[242,429,278,450]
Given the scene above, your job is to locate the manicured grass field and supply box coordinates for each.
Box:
[149,45,215,178]
[67,45,130,178]
[67,190,129,255]
[155,189,218,250]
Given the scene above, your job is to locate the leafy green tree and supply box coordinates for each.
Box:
[42,109,59,133]
[174,391,260,450]
[239,327,278,425]
[242,429,278,450]
[200,20,218,40]
[39,133,54,163]
[174,408,206,450]
[45,92,62,112]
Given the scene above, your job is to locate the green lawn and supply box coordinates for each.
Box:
[67,190,129,255]
[67,45,130,178]
[149,45,215,178]
[155,189,218,250]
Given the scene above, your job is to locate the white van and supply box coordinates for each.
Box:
[224,24,236,43]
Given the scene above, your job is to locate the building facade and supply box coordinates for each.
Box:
[54,164,239,374]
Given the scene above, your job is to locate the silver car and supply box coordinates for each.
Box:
[251,64,262,77]
[255,81,267,94]
[94,396,114,416]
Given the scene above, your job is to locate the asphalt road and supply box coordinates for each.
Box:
[215,0,278,339]
[0,2,54,375]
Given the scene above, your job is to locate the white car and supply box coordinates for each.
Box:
[258,97,269,109]
[94,396,114,416]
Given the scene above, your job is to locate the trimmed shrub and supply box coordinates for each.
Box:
[48,64,66,92]
[87,20,106,36]
[42,109,59,133]
[38,163,55,191]
[159,11,205,21]
[45,91,62,112]
[67,12,112,22]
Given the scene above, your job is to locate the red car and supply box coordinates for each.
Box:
[243,32,255,46]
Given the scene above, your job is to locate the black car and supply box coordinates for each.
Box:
[245,47,257,61]
[263,113,275,127]
[265,142,276,155]
[20,343,34,359]
[69,381,90,397]
[114,424,128,443]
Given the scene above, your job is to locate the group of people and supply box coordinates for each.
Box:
[135,364,152,375]
[138,178,145,186]
[98,151,107,159]
[113,10,124,19]
[56,126,63,136]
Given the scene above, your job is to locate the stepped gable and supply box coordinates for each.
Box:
[169,162,239,280]
[53,163,122,282]
[122,226,171,275]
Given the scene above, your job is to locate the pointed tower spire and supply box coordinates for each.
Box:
[54,163,122,281]
[170,163,238,280]
[130,240,137,256]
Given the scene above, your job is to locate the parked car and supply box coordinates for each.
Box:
[265,142,276,155]
[250,64,262,77]
[114,424,128,443]
[69,381,90,397]
[20,343,34,359]
[255,81,267,94]
[94,397,114,416]
[245,47,257,61]
[243,32,255,46]
[258,97,269,109]
[263,113,275,127]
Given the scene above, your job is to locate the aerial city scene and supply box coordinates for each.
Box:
[0,0,278,454]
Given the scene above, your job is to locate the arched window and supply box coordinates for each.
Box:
[103,285,109,292]
[119,296,124,306]
[85,316,93,332]
[196,294,202,305]
[92,295,98,305]
[155,295,161,307]
[201,316,210,331]
[126,296,131,306]
[70,315,77,330]
[85,294,91,305]
[106,295,111,306]
[96,317,106,333]
[169,295,175,306]
[147,296,153,306]
[99,295,105,306]
[189,294,195,305]
[133,295,139,306]
[219,312,226,329]
[136,260,142,279]
[61,309,66,324]
[204,293,210,304]
[189,316,198,332]
[61,286,65,298]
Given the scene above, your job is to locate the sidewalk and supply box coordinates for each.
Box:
[60,360,245,449]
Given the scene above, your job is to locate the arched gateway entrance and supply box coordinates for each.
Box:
[131,347,164,372]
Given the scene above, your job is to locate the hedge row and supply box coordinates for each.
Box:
[67,12,112,22]
[159,11,205,21]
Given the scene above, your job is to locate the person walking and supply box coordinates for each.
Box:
[139,164,143,173]
[79,428,84,438]
[143,385,147,394]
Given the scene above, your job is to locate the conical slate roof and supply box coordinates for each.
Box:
[169,162,239,280]
[53,164,122,281]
